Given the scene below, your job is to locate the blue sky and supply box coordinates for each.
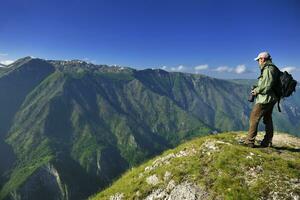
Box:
[0,0,300,80]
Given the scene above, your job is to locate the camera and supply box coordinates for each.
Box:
[248,85,257,102]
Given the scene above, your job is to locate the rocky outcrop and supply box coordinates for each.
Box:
[144,181,209,200]
[93,132,300,200]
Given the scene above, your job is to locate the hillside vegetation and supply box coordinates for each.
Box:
[92,132,300,200]
[0,57,299,200]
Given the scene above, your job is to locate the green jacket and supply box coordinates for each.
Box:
[254,61,279,104]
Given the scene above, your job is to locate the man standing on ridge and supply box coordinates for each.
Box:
[244,52,279,148]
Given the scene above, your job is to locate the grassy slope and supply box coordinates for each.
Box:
[0,69,212,199]
[92,131,300,200]
[0,58,56,198]
[134,70,252,132]
[0,71,64,199]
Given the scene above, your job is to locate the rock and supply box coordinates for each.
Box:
[144,181,208,200]
[166,180,176,192]
[144,188,167,200]
[164,171,172,182]
[167,182,208,200]
[138,172,144,178]
[144,149,197,172]
[245,165,264,185]
[135,191,141,197]
[109,193,124,200]
[146,174,160,186]
[144,153,175,172]
[201,140,231,155]
[246,152,255,159]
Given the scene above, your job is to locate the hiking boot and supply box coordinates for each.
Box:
[260,141,272,148]
[241,142,255,148]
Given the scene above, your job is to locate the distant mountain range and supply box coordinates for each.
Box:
[0,57,299,200]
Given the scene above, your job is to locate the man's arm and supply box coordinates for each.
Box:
[254,67,276,95]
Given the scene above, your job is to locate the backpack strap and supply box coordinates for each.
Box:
[277,98,281,112]
[268,64,282,112]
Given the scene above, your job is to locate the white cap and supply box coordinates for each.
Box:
[254,52,271,61]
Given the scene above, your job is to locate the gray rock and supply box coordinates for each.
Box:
[144,189,167,200]
[144,181,208,200]
[146,174,160,186]
[144,149,198,172]
[164,171,172,182]
[109,193,124,200]
[167,182,209,200]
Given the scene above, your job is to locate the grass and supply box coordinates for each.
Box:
[91,131,300,200]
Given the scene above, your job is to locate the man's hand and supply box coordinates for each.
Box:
[251,90,258,96]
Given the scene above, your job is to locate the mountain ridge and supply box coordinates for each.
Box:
[0,57,299,200]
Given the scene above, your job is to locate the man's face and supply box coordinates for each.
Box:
[258,58,265,68]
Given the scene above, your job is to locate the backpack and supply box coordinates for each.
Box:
[270,65,297,112]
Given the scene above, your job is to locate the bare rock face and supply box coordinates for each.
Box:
[9,164,68,200]
[167,182,209,200]
[144,181,209,200]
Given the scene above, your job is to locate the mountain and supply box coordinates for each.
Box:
[91,131,300,200]
[0,57,299,200]
[0,57,56,196]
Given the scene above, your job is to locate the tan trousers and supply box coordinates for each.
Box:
[246,102,276,144]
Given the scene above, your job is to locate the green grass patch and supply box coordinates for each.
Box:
[91,132,300,200]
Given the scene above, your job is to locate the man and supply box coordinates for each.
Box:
[245,52,279,148]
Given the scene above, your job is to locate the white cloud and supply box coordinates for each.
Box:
[171,65,185,72]
[178,65,184,71]
[235,64,246,74]
[161,66,167,70]
[281,66,297,73]
[194,64,208,71]
[214,64,248,74]
[214,66,233,73]
[0,60,14,65]
[0,53,14,65]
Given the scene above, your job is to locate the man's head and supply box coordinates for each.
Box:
[254,52,272,68]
